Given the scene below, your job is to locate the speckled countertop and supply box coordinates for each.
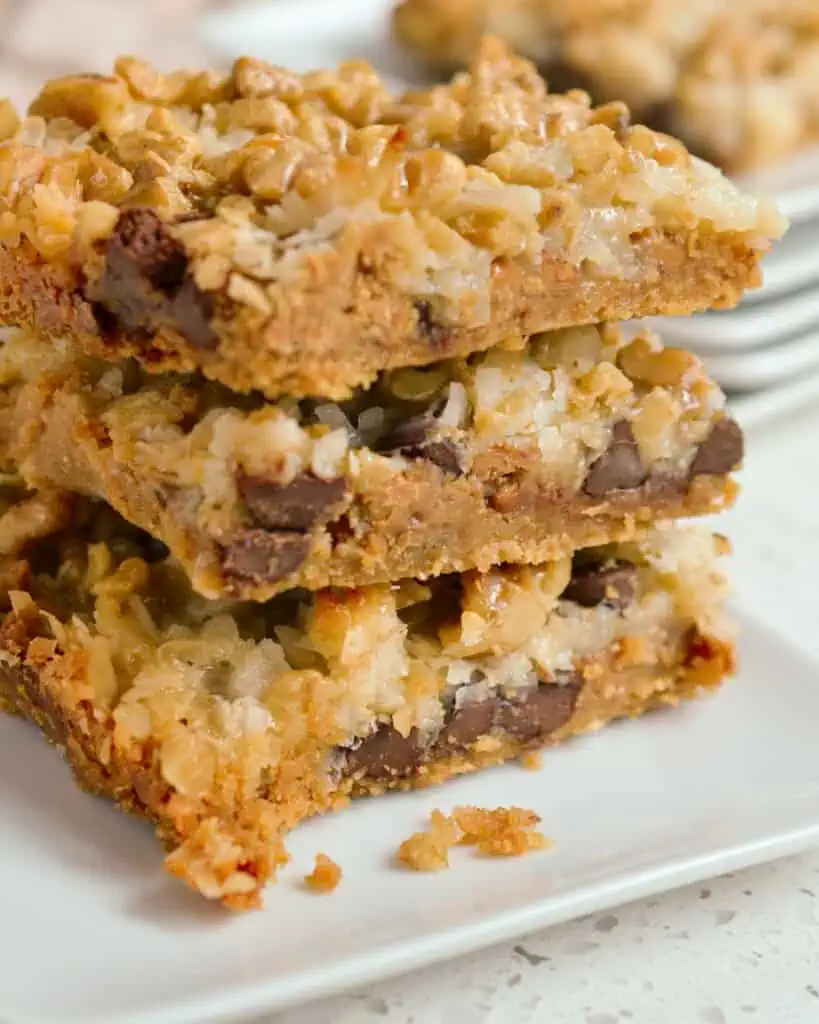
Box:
[4,5,819,1022]
[268,859,819,1024]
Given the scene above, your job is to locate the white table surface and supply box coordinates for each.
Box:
[264,402,819,1024]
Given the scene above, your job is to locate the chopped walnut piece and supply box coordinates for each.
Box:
[304,853,342,892]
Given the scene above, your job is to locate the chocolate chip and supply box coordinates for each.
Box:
[338,676,584,782]
[583,421,646,497]
[344,725,421,780]
[238,473,348,531]
[495,682,581,745]
[222,530,310,585]
[376,411,435,454]
[377,410,464,477]
[414,300,451,348]
[404,439,464,476]
[690,418,744,477]
[141,537,171,563]
[436,698,499,752]
[87,208,218,351]
[562,558,637,611]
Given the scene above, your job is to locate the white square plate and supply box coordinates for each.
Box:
[2,610,819,1024]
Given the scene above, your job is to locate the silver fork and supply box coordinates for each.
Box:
[654,219,819,392]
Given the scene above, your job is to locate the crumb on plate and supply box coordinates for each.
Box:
[304,853,342,892]
[520,751,543,771]
[397,805,551,871]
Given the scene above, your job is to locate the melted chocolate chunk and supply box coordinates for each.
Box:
[495,682,581,745]
[341,677,582,781]
[562,558,637,611]
[87,208,218,350]
[344,726,421,780]
[239,473,348,531]
[222,530,310,585]
[436,698,500,751]
[404,439,464,476]
[376,411,436,453]
[141,537,172,564]
[377,410,464,477]
[583,421,646,497]
[690,419,744,477]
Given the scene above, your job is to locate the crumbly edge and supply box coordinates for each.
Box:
[3,324,738,601]
[0,39,782,397]
[393,1,819,172]
[0,610,732,909]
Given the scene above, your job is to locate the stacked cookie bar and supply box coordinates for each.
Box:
[395,0,819,172]
[0,42,782,907]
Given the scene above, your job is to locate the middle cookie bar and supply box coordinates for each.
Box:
[1,322,742,601]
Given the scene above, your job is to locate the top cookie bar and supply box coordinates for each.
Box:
[0,40,783,400]
[394,1,819,173]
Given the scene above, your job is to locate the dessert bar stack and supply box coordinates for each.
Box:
[0,43,783,907]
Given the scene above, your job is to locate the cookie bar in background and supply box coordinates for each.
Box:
[394,1,819,172]
[0,41,782,400]
[0,492,734,908]
[1,324,742,601]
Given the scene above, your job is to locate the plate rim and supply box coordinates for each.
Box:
[91,826,819,1024]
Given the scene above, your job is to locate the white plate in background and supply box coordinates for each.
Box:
[202,0,819,223]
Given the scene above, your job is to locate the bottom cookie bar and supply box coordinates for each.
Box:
[0,497,734,908]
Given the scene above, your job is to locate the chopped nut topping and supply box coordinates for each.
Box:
[0,39,783,399]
